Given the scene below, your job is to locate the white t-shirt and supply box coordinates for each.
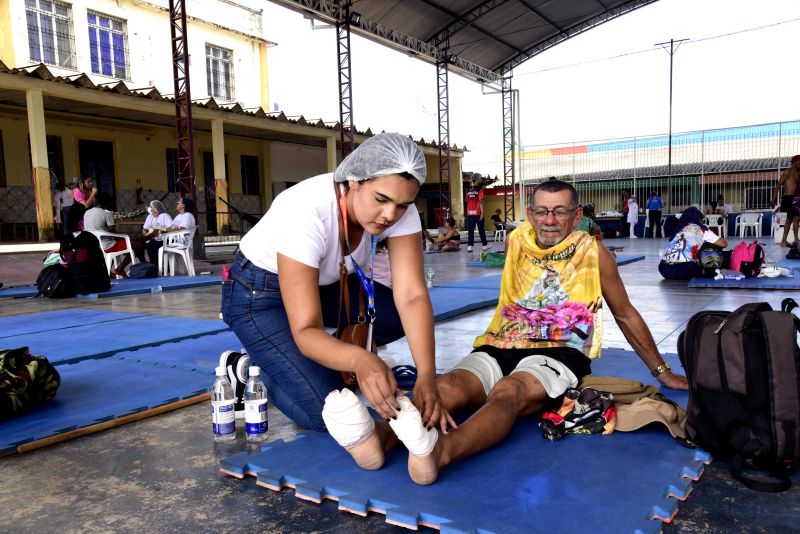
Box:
[83,207,118,249]
[718,203,733,216]
[172,212,196,229]
[144,213,174,231]
[239,173,421,285]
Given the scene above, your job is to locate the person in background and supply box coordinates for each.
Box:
[142,200,173,270]
[576,203,602,239]
[658,207,727,280]
[83,192,141,278]
[465,173,489,253]
[771,154,800,246]
[716,194,733,219]
[419,213,435,250]
[52,178,74,236]
[627,195,639,239]
[60,202,110,295]
[646,191,663,238]
[620,190,631,237]
[432,217,461,252]
[369,239,392,288]
[72,173,97,209]
[490,209,503,231]
[170,197,197,230]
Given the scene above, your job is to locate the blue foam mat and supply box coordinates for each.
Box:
[0,357,211,454]
[78,275,222,298]
[430,287,499,321]
[775,257,800,269]
[13,314,229,365]
[0,285,37,298]
[0,276,221,299]
[0,309,143,339]
[437,275,501,291]
[113,330,243,374]
[616,254,646,266]
[688,270,800,289]
[220,351,700,533]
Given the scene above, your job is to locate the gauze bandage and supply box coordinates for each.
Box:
[388,396,438,456]
[322,389,375,448]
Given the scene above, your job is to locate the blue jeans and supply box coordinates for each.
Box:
[220,250,405,431]
[467,215,487,247]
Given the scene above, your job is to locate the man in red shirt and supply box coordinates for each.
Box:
[465,173,490,252]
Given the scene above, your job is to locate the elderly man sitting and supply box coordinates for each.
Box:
[322,178,688,484]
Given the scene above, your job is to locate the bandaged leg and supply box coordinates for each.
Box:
[322,389,383,470]
[388,396,440,485]
[511,355,578,398]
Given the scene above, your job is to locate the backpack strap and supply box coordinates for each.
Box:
[731,454,792,493]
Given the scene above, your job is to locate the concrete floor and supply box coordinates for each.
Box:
[1,235,799,533]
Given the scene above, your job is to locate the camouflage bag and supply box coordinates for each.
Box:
[0,347,61,421]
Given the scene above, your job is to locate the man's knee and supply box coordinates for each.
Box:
[486,374,545,415]
[437,370,486,409]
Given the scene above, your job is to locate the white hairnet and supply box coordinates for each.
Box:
[333,132,426,185]
[150,200,167,213]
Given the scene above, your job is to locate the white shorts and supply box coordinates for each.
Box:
[453,351,579,398]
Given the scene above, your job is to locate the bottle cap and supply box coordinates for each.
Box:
[249,366,261,376]
[215,366,226,376]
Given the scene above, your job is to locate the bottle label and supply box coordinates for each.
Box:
[244,399,268,435]
[211,400,236,436]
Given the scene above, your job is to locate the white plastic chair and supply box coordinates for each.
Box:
[494,228,506,242]
[159,228,196,276]
[772,212,797,244]
[87,230,137,275]
[734,212,762,238]
[703,215,725,238]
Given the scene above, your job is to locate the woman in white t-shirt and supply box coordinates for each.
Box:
[142,200,173,270]
[170,197,197,230]
[222,133,448,467]
[658,206,727,280]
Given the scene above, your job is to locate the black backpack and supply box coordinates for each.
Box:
[677,299,800,492]
[129,262,158,279]
[35,264,74,298]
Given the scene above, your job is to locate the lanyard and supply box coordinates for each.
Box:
[338,184,377,327]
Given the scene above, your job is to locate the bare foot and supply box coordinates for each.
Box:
[407,434,444,485]
[344,430,384,470]
[780,241,789,247]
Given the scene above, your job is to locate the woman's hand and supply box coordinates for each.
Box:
[412,375,456,433]
[658,370,688,390]
[353,352,400,420]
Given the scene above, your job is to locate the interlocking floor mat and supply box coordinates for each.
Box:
[468,254,645,268]
[113,330,243,374]
[0,276,221,299]
[687,271,800,289]
[12,314,229,365]
[0,357,210,455]
[0,309,143,339]
[221,349,702,533]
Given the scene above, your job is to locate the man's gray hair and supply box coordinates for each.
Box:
[528,177,580,209]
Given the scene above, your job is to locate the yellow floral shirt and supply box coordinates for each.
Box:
[474,221,603,358]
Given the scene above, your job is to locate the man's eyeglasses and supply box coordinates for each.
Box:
[528,207,577,221]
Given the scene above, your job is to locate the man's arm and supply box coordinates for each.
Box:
[598,244,688,389]
[772,170,789,207]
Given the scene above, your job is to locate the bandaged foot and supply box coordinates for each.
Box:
[388,396,441,485]
[322,389,383,470]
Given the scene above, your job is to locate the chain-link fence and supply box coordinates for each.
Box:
[520,120,800,214]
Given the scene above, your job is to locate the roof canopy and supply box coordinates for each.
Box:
[270,0,659,84]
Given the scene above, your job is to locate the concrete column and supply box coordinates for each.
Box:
[26,88,54,242]
[259,42,270,111]
[326,136,337,173]
[211,118,229,234]
[450,155,464,225]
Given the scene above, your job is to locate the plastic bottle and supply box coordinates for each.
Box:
[243,366,268,442]
[426,267,435,288]
[211,365,236,441]
[150,285,163,295]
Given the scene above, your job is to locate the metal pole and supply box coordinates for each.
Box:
[655,38,689,179]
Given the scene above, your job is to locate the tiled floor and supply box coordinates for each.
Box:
[1,235,798,533]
